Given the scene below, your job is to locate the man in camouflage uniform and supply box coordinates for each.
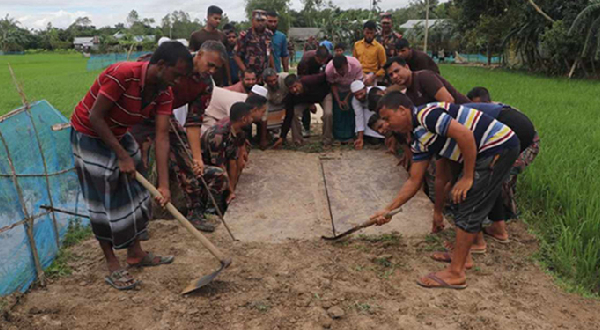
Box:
[234,9,274,82]
[376,12,403,58]
[202,102,256,205]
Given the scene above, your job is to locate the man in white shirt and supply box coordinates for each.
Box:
[263,68,289,131]
[350,80,385,150]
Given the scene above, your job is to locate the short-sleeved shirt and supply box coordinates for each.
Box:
[189,28,228,86]
[173,73,214,127]
[325,56,363,93]
[202,87,248,132]
[353,39,387,77]
[237,28,274,76]
[201,117,241,167]
[376,31,402,58]
[71,62,173,139]
[406,49,440,74]
[411,102,519,163]
[272,30,289,72]
[406,70,470,107]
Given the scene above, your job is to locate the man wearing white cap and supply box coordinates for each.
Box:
[244,85,270,150]
[351,80,385,150]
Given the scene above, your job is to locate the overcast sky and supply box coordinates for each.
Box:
[3,0,422,30]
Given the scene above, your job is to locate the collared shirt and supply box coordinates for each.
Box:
[325,56,363,93]
[351,86,385,139]
[272,30,289,72]
[406,49,440,74]
[297,50,332,76]
[376,31,402,58]
[411,102,518,163]
[406,70,470,107]
[353,39,386,77]
[201,117,242,167]
[237,28,274,76]
[71,62,173,139]
[266,72,289,110]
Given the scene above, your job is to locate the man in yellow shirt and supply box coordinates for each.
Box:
[353,20,386,86]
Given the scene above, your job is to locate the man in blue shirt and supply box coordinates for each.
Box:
[266,11,289,72]
[320,36,333,53]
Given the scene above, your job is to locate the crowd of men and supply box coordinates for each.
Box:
[69,6,539,291]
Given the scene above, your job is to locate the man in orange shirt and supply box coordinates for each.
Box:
[353,20,386,86]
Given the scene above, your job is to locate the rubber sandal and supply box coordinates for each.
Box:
[483,229,511,244]
[416,272,467,290]
[105,269,141,290]
[128,252,174,268]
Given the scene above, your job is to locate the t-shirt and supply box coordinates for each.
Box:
[71,62,173,139]
[202,87,247,133]
[406,49,440,74]
[406,71,470,107]
[272,30,289,73]
[189,28,228,86]
[297,50,331,76]
[411,102,519,162]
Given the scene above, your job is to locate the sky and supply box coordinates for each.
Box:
[3,0,420,30]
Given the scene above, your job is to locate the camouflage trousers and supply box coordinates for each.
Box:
[169,122,230,215]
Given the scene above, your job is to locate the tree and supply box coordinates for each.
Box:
[568,0,600,76]
[0,14,28,52]
[162,11,202,39]
[127,10,140,28]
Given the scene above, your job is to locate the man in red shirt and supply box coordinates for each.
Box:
[70,41,192,291]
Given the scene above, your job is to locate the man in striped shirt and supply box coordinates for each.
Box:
[70,42,193,290]
[370,92,520,290]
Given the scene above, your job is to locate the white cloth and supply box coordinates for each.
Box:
[173,105,188,127]
[351,86,384,139]
[202,87,247,133]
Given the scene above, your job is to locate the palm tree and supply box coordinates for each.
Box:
[568,0,600,76]
[0,15,27,52]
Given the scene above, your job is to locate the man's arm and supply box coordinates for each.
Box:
[445,120,477,203]
[281,36,290,72]
[186,126,204,171]
[235,35,247,72]
[434,87,455,103]
[89,95,133,174]
[154,114,171,205]
[375,45,386,77]
[228,158,239,190]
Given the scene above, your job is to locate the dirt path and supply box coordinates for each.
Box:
[2,219,599,330]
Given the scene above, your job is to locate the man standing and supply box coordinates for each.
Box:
[225,69,258,94]
[296,46,332,137]
[266,11,289,73]
[325,54,363,142]
[395,38,440,74]
[189,5,231,86]
[384,57,470,106]
[376,12,403,58]
[70,42,192,290]
[371,92,520,289]
[350,80,385,150]
[354,20,386,86]
[235,9,274,82]
[223,24,240,85]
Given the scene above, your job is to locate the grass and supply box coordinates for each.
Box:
[0,53,99,116]
[440,64,600,295]
[45,219,93,279]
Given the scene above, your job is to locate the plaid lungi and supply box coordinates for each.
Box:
[71,129,151,249]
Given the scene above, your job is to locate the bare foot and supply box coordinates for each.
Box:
[431,251,474,269]
[444,241,487,254]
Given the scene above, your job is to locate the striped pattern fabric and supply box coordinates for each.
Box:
[411,102,518,162]
[71,62,173,138]
[71,130,151,249]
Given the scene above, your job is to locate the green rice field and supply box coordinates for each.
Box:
[1,53,599,294]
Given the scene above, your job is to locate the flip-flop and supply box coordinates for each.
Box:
[483,229,511,244]
[128,252,174,268]
[430,251,473,269]
[444,241,487,254]
[416,272,467,290]
[105,269,141,290]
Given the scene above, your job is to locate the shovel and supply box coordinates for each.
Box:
[321,208,402,241]
[135,172,232,294]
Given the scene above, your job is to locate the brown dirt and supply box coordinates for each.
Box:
[2,220,599,330]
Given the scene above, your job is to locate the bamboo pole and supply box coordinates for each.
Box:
[424,0,430,53]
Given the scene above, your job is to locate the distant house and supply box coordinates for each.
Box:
[288,28,321,42]
[113,32,156,43]
[73,36,100,51]
[399,19,448,30]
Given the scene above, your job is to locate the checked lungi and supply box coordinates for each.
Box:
[71,129,151,249]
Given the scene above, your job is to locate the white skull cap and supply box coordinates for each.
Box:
[251,85,268,98]
[350,80,365,93]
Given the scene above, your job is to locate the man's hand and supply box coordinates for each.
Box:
[339,100,349,111]
[364,73,376,86]
[451,177,473,204]
[396,153,412,169]
[370,209,393,226]
[192,158,204,177]
[432,211,445,234]
[354,137,364,150]
[118,154,136,178]
[273,138,284,149]
[155,187,171,207]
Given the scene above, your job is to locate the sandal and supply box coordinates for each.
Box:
[483,229,511,244]
[128,252,174,268]
[416,272,467,290]
[105,269,141,290]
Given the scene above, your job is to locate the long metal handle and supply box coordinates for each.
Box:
[135,172,227,262]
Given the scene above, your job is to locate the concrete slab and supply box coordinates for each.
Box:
[224,149,434,242]
[321,149,434,237]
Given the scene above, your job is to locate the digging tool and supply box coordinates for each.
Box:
[135,172,232,294]
[321,209,403,241]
